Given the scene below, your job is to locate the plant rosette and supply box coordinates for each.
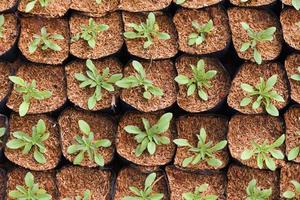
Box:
[69,13,123,60]
[280,163,300,199]
[229,0,276,7]
[228,8,282,64]
[228,114,285,171]
[18,0,70,18]
[0,0,18,12]
[166,166,226,200]
[119,0,172,12]
[114,167,169,200]
[175,56,231,113]
[0,13,18,57]
[174,115,229,170]
[227,62,289,116]
[59,108,115,167]
[116,112,176,166]
[56,166,113,199]
[173,7,231,55]
[7,64,67,116]
[66,57,123,111]
[122,11,178,59]
[282,0,300,10]
[285,53,300,104]
[227,165,280,200]
[174,0,222,9]
[0,62,11,105]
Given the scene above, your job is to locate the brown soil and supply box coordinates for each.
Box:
[230,0,276,6]
[120,59,177,112]
[114,167,169,200]
[173,7,231,55]
[6,168,57,200]
[227,165,280,200]
[58,108,116,167]
[56,166,113,199]
[7,63,67,115]
[284,106,300,163]
[280,8,300,51]
[18,0,70,18]
[280,163,300,199]
[4,114,61,171]
[0,169,5,200]
[18,17,69,65]
[0,13,18,56]
[228,114,285,170]
[285,53,300,104]
[0,62,11,103]
[174,114,229,170]
[66,57,122,111]
[173,0,222,9]
[122,11,178,59]
[227,8,282,63]
[69,12,123,60]
[0,115,8,151]
[176,55,231,112]
[116,112,176,166]
[227,62,289,114]
[119,0,172,12]
[0,0,17,12]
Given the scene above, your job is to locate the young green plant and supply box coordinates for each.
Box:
[291,67,300,81]
[292,0,300,10]
[71,18,109,49]
[8,172,52,200]
[6,119,49,164]
[241,134,285,171]
[287,130,300,161]
[67,120,111,166]
[75,59,123,109]
[0,15,4,38]
[173,127,227,168]
[188,20,213,46]
[124,113,172,157]
[182,183,218,200]
[29,26,64,54]
[283,180,300,199]
[175,59,217,101]
[122,172,164,200]
[246,179,272,200]
[116,60,164,100]
[9,76,52,116]
[63,190,91,200]
[25,0,50,13]
[240,75,285,116]
[240,22,276,64]
[123,12,170,49]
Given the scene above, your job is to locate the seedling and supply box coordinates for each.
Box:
[0,15,4,38]
[0,127,5,143]
[8,172,52,200]
[123,12,170,49]
[124,113,172,157]
[182,183,218,200]
[283,180,300,199]
[241,134,285,171]
[188,20,213,46]
[175,0,186,4]
[175,59,217,101]
[240,22,276,64]
[6,119,49,164]
[63,190,91,200]
[246,179,272,200]
[292,0,300,10]
[291,67,300,81]
[173,127,227,167]
[75,59,123,109]
[287,130,300,161]
[122,173,164,200]
[25,0,50,13]
[116,60,164,100]
[240,75,285,116]
[67,120,111,166]
[71,18,109,49]
[9,76,52,117]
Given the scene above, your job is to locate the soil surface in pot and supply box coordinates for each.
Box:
[280,163,300,199]
[0,0,17,12]
[0,62,11,103]
[0,169,5,199]
[70,0,119,16]
[173,0,222,9]
[230,0,276,7]
[0,13,18,57]
[285,53,300,104]
[119,0,172,12]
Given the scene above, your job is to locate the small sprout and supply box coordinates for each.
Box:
[9,76,52,117]
[8,172,52,200]
[182,183,218,200]
[240,22,276,64]
[173,127,227,168]
[240,75,285,116]
[116,60,164,100]
[122,173,164,200]
[283,180,300,199]
[71,18,109,49]
[75,59,123,110]
[6,119,49,164]
[0,15,5,38]
[175,0,186,4]
[175,59,217,101]
[241,134,285,171]
[246,179,272,200]
[123,12,170,49]
[287,131,300,161]
[124,113,172,157]
[291,67,300,81]
[292,0,300,10]
[25,0,50,13]
[67,120,112,166]
[63,189,92,200]
[188,20,213,46]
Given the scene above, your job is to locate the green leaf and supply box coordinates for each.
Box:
[292,0,300,10]
[94,152,104,166]
[240,97,252,107]
[6,139,26,149]
[25,172,34,187]
[175,75,190,85]
[147,141,156,155]
[207,157,222,167]
[241,83,254,92]
[253,48,262,65]
[124,126,143,134]
[266,103,279,116]
[187,84,196,96]
[78,120,91,135]
[173,139,190,147]
[33,149,46,164]
[25,0,36,12]
[182,156,193,167]
[288,146,300,161]
[144,173,156,190]
[240,42,251,52]
[283,190,295,199]
[265,156,276,171]
[241,149,254,160]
